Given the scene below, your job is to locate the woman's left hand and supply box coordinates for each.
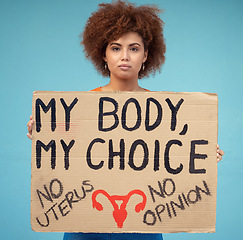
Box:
[217,145,224,162]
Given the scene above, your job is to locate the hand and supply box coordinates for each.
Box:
[27,115,33,140]
[217,144,224,162]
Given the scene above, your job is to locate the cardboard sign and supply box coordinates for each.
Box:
[31,91,218,233]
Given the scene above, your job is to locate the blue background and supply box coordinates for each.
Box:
[0,0,242,239]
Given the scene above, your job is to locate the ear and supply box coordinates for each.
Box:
[143,50,148,63]
[103,55,107,62]
[103,48,107,62]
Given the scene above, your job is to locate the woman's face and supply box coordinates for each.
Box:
[103,32,148,82]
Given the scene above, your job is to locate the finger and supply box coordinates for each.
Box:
[28,122,33,134]
[27,119,34,127]
[27,133,32,140]
[217,147,224,154]
[28,116,34,126]
[218,149,225,156]
[217,153,222,162]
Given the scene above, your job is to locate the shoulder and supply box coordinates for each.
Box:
[90,87,102,92]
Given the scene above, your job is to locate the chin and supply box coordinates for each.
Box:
[119,73,138,81]
[111,71,139,81]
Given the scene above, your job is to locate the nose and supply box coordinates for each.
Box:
[121,49,129,61]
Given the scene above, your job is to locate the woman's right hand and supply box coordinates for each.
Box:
[27,115,33,140]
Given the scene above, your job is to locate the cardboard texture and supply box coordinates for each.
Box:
[31,91,218,233]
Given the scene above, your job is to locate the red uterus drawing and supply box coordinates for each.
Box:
[92,189,147,228]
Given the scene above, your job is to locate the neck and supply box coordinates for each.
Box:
[105,75,142,91]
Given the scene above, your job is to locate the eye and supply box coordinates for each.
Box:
[130,47,139,52]
[111,47,121,52]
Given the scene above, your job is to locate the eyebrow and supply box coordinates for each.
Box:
[110,43,141,47]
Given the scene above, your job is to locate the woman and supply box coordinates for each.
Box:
[27,1,224,239]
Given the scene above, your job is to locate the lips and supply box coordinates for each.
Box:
[118,64,131,70]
